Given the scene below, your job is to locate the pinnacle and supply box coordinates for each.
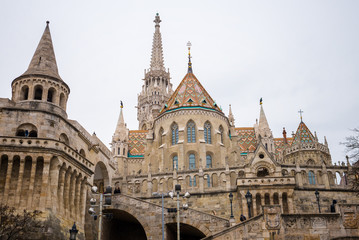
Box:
[150,14,165,72]
[21,21,62,81]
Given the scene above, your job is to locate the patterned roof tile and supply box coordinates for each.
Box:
[235,127,257,152]
[293,121,315,144]
[128,130,148,156]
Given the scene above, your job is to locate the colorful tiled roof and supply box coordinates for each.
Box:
[128,130,147,157]
[293,121,315,144]
[236,127,257,152]
[274,137,293,156]
[160,73,222,114]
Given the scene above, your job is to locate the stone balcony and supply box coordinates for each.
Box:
[237,176,296,187]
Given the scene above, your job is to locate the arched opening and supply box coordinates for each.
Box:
[264,193,270,205]
[0,155,8,197]
[79,149,86,157]
[219,125,224,144]
[102,209,147,240]
[8,156,20,204]
[257,167,269,177]
[16,123,38,138]
[308,171,316,185]
[166,222,206,240]
[171,123,179,145]
[34,85,43,100]
[20,156,32,207]
[59,133,69,145]
[20,85,29,100]
[206,154,212,168]
[256,193,262,215]
[204,121,212,144]
[273,193,279,204]
[159,127,164,146]
[189,153,196,170]
[47,88,56,103]
[282,193,289,213]
[172,155,178,170]
[94,162,110,193]
[141,124,147,130]
[59,93,66,109]
[187,120,196,143]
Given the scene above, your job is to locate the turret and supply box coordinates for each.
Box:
[137,13,173,130]
[254,99,275,153]
[11,21,70,113]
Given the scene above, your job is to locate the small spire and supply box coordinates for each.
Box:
[283,127,288,144]
[228,104,235,126]
[298,109,304,122]
[187,41,193,73]
[314,131,318,141]
[324,136,328,146]
[150,13,165,71]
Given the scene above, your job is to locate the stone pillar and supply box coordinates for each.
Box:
[3,158,13,204]
[63,168,71,216]
[74,175,81,222]
[321,165,330,189]
[28,85,34,100]
[39,161,50,211]
[26,161,37,208]
[252,191,257,216]
[79,180,87,225]
[69,171,76,219]
[15,159,25,206]
[278,192,283,213]
[57,166,65,215]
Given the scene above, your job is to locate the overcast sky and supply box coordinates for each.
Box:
[0,0,358,164]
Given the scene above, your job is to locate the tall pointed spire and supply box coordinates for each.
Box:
[259,102,270,133]
[113,102,127,142]
[21,21,62,81]
[228,104,235,126]
[150,13,165,72]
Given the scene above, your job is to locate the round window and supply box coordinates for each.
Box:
[259,154,265,159]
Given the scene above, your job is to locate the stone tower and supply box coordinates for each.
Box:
[11,21,70,114]
[112,103,129,175]
[137,13,173,130]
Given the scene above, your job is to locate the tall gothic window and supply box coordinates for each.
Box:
[308,171,316,185]
[219,126,224,144]
[189,154,196,169]
[187,121,196,143]
[204,122,212,144]
[206,155,212,168]
[171,123,179,145]
[159,127,164,146]
[173,155,178,170]
[205,174,211,187]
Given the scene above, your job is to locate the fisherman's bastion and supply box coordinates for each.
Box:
[0,14,358,240]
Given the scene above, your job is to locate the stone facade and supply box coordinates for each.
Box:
[0,14,358,240]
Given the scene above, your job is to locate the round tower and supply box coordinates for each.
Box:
[11,21,70,116]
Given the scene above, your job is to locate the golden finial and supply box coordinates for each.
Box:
[187,41,192,73]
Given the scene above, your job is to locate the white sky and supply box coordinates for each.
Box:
[0,0,358,164]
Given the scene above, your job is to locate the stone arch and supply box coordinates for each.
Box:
[171,122,179,145]
[34,85,43,100]
[282,192,289,213]
[220,172,227,188]
[205,151,213,168]
[166,222,207,240]
[204,174,211,188]
[141,180,148,195]
[307,159,315,165]
[273,192,279,204]
[102,209,148,240]
[159,178,166,192]
[282,169,289,176]
[264,193,270,205]
[94,161,110,192]
[170,153,178,170]
[187,151,197,170]
[204,121,212,144]
[59,133,69,145]
[79,149,86,157]
[252,161,275,176]
[238,170,245,178]
[47,87,56,103]
[20,85,29,100]
[167,177,173,191]
[152,178,158,193]
[16,123,38,137]
[193,175,199,188]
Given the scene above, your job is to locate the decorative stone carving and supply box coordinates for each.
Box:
[264,206,281,230]
[312,217,326,228]
[343,212,359,229]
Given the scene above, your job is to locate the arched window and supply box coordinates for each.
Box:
[187,121,196,143]
[79,149,86,157]
[308,171,316,185]
[193,176,197,187]
[257,167,269,177]
[59,133,69,145]
[204,122,212,144]
[47,88,56,102]
[189,154,196,169]
[29,130,37,137]
[172,123,179,145]
[206,174,211,187]
[206,155,212,168]
[20,85,29,100]
[173,155,178,170]
[219,126,224,144]
[59,93,65,108]
[159,128,164,146]
[34,85,43,100]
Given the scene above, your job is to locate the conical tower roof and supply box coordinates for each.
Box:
[259,104,270,131]
[293,121,315,144]
[21,21,62,81]
[113,103,128,142]
[160,72,222,114]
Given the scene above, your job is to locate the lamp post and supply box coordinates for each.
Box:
[229,193,234,218]
[169,184,190,240]
[69,222,78,240]
[245,190,252,218]
[88,185,112,240]
[152,192,168,240]
[315,189,321,213]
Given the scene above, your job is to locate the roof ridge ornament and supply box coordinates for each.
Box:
[187,41,193,73]
[298,109,304,122]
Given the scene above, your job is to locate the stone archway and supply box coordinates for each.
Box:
[166,222,206,240]
[94,161,110,193]
[102,209,147,240]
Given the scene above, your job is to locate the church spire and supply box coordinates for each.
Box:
[21,21,62,81]
[113,101,128,142]
[259,100,270,132]
[228,104,235,126]
[150,13,165,72]
[187,41,193,73]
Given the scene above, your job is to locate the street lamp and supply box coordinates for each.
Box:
[69,222,78,240]
[88,185,113,240]
[152,192,170,240]
[229,193,234,218]
[169,184,190,240]
[315,189,321,213]
[245,190,252,218]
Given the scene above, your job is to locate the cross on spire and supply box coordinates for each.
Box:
[187,41,192,73]
[298,109,304,122]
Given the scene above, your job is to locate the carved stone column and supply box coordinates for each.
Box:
[63,168,71,217]
[3,158,13,204]
[74,175,81,222]
[57,166,65,215]
[15,159,25,206]
[26,160,37,208]
[69,171,76,219]
[39,160,50,211]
